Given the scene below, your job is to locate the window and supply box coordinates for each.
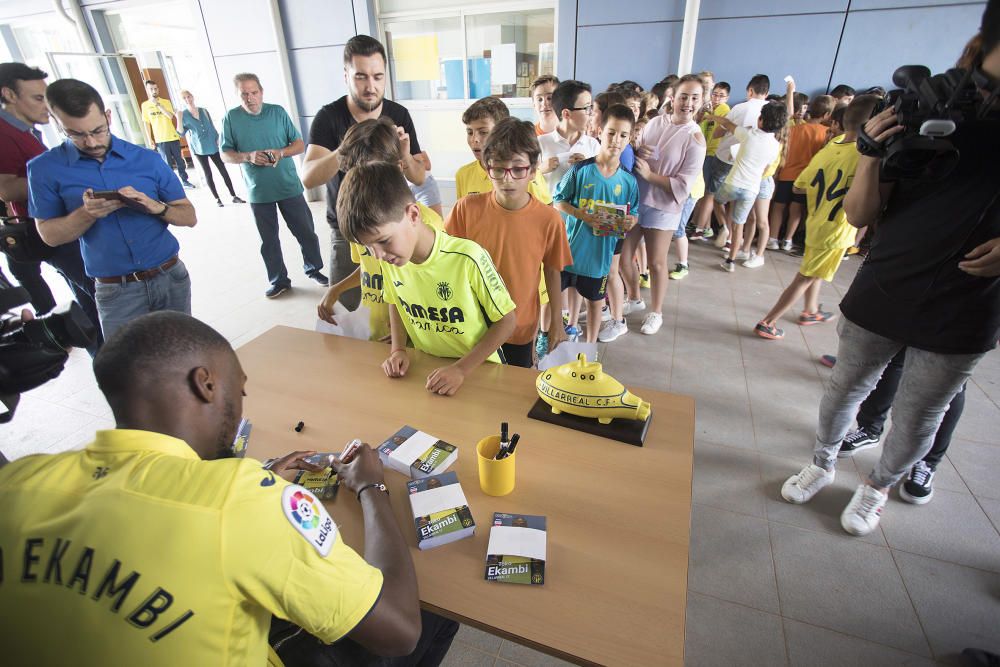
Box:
[380,3,556,101]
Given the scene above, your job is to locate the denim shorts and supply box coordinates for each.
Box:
[673,196,697,239]
[715,181,757,225]
[757,176,775,201]
[639,206,681,231]
[705,155,732,195]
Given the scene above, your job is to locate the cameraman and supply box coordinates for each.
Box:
[780,0,1000,537]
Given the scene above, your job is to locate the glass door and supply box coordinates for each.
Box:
[45,52,148,147]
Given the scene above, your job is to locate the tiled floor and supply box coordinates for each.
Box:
[7,183,1000,666]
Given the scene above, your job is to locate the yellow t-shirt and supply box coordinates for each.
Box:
[690,170,706,200]
[141,98,181,143]
[352,203,443,342]
[699,102,730,157]
[380,228,516,363]
[0,430,383,667]
[454,159,553,205]
[794,135,861,250]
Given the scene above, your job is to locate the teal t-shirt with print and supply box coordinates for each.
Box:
[220,103,303,204]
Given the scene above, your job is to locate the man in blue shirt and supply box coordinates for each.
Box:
[28,79,197,340]
[221,73,327,298]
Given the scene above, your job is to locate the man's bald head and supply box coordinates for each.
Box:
[94,312,245,459]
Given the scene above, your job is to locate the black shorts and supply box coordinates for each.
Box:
[613,237,624,255]
[773,179,807,206]
[500,342,533,368]
[561,270,608,301]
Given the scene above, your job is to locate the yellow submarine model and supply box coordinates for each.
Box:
[536,354,651,424]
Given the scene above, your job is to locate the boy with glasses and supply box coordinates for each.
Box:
[446,118,572,367]
[538,80,601,196]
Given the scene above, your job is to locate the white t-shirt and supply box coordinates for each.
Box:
[538,129,601,195]
[715,98,767,165]
[725,126,780,191]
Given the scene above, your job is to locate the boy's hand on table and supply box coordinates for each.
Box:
[426,363,465,396]
[383,349,409,378]
[317,287,343,323]
[331,444,385,496]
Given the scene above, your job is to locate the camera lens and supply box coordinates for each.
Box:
[21,302,97,350]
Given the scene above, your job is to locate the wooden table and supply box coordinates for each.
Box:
[238,326,694,666]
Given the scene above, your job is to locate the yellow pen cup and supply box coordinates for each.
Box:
[476,435,516,496]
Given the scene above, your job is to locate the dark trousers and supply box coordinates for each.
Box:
[5,243,103,356]
[271,610,458,667]
[856,348,967,469]
[156,140,190,184]
[250,195,324,288]
[501,341,534,368]
[194,152,236,200]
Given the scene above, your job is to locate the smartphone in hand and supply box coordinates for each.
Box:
[91,190,149,213]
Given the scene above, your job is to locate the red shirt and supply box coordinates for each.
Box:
[0,110,46,217]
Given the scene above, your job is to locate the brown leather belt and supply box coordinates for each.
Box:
[95,256,179,284]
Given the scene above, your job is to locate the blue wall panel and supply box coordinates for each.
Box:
[279,0,356,50]
[850,0,981,9]
[831,4,986,90]
[699,0,847,19]
[577,0,684,26]
[288,46,349,117]
[575,22,682,91]
[693,13,844,97]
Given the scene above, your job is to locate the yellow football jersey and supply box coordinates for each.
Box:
[794,135,861,250]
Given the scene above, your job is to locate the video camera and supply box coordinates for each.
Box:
[858,64,1000,180]
[0,271,97,423]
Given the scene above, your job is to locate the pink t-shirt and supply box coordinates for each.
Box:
[636,116,706,217]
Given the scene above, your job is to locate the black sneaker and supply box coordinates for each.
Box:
[265,285,290,299]
[837,426,881,458]
[899,461,935,505]
[307,271,329,286]
[232,196,246,204]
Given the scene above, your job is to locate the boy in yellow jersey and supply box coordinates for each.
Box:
[454,96,551,203]
[316,119,443,341]
[338,162,517,396]
[755,95,879,340]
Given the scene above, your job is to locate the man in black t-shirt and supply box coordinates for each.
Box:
[780,3,1000,538]
[302,35,426,310]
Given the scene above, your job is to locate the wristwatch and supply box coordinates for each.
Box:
[357,482,388,501]
[154,202,169,217]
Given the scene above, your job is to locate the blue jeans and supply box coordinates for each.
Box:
[156,140,190,184]
[94,259,192,340]
[673,196,697,239]
[813,317,984,487]
[250,195,324,288]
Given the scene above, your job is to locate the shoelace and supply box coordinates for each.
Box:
[855,488,884,516]
[844,429,871,445]
[797,466,825,489]
[910,462,932,486]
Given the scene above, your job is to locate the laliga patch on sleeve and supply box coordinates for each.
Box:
[282,485,338,557]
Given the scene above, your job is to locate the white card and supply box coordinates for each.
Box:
[538,342,598,371]
[314,302,371,341]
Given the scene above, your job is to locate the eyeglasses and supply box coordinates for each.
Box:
[487,166,532,180]
[64,125,110,142]
[569,105,594,115]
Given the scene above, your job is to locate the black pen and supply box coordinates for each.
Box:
[498,434,519,460]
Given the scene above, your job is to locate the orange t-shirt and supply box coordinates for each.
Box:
[445,192,573,345]
[778,122,830,182]
[535,122,546,136]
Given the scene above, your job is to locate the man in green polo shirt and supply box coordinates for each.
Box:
[221,73,327,298]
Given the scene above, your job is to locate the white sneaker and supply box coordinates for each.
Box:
[598,318,628,342]
[601,305,612,322]
[640,312,663,334]
[734,250,751,261]
[781,464,835,504]
[781,239,793,252]
[719,260,735,273]
[623,299,646,315]
[713,231,729,249]
[766,238,780,250]
[840,484,888,536]
[743,254,765,268]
